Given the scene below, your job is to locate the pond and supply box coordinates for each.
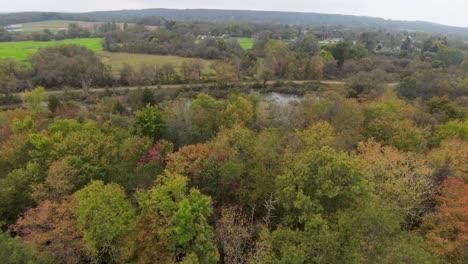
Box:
[261,92,303,104]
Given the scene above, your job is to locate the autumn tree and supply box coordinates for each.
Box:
[213,61,238,87]
[0,59,22,97]
[217,206,255,264]
[32,158,80,201]
[420,178,468,263]
[14,197,90,264]
[355,140,434,228]
[428,139,468,182]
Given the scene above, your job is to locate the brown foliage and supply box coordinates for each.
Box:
[216,206,255,264]
[13,197,90,264]
[420,178,468,263]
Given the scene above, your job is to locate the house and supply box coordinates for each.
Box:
[4,24,23,32]
[197,34,230,40]
[319,37,344,45]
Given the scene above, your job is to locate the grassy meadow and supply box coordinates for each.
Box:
[98,51,214,75]
[0,38,103,60]
[236,38,254,50]
[0,37,215,76]
[20,20,84,32]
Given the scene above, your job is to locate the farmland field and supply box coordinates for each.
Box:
[0,38,103,60]
[20,20,84,32]
[98,51,214,75]
[236,38,254,50]
[0,39,214,74]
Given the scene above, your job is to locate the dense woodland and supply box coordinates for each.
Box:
[0,13,467,264]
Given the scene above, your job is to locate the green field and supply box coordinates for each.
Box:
[98,51,214,75]
[0,38,214,75]
[236,38,254,50]
[0,38,103,60]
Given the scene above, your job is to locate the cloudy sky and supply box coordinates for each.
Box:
[3,0,467,27]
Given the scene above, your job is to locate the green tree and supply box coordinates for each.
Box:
[432,120,468,146]
[223,94,254,126]
[190,93,224,142]
[130,104,165,143]
[0,163,43,224]
[31,45,111,88]
[47,95,61,114]
[22,87,48,114]
[397,76,418,100]
[330,41,351,68]
[0,230,50,264]
[291,33,319,55]
[335,200,434,264]
[277,146,368,225]
[426,97,462,123]
[12,116,36,134]
[436,46,464,67]
[74,181,136,263]
[264,40,290,78]
[135,171,219,263]
[141,88,156,106]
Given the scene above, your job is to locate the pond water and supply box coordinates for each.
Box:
[261,92,303,105]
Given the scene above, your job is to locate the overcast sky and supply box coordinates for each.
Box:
[3,0,468,27]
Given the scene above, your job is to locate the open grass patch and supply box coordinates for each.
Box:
[236,38,254,50]
[0,38,103,61]
[98,51,214,75]
[20,20,83,32]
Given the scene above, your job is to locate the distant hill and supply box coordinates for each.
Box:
[2,8,468,35]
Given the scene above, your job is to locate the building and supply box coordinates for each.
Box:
[319,37,344,45]
[5,24,23,32]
